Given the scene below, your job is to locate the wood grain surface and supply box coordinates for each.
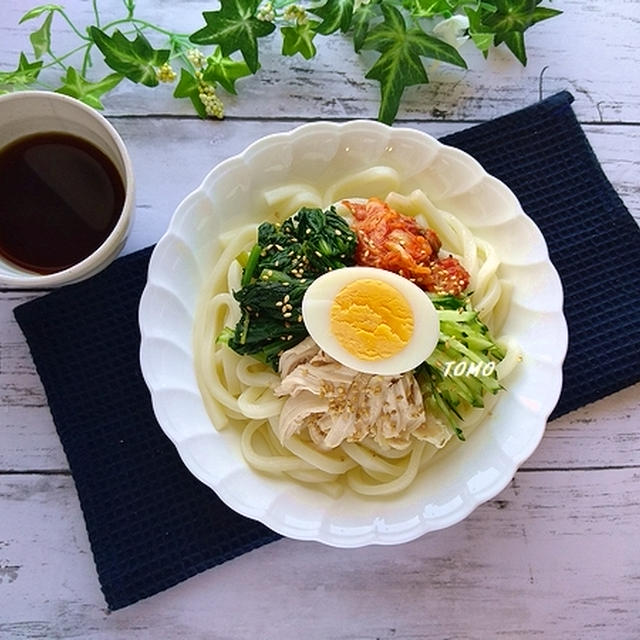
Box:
[1,0,639,638]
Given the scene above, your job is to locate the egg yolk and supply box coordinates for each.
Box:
[329,279,414,361]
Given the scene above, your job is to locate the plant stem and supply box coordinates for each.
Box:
[40,43,90,70]
[168,34,197,69]
[55,8,91,41]
[46,47,69,71]
[81,44,93,76]
[100,17,189,38]
[122,0,135,19]
[92,0,101,27]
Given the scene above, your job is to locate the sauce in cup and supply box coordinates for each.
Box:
[0,132,125,275]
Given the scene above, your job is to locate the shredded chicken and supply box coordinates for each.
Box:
[274,338,451,451]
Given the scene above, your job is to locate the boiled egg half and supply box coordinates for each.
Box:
[301,266,439,376]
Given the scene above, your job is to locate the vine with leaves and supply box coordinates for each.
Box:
[0,0,561,123]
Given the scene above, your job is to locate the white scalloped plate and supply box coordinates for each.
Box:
[139,120,568,547]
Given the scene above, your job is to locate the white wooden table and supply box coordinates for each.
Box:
[1,1,639,638]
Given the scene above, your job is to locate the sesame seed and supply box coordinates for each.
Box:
[283,312,292,318]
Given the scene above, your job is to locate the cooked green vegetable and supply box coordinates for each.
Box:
[221,206,357,368]
[416,294,506,440]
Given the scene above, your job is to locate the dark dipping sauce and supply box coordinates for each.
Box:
[0,132,125,274]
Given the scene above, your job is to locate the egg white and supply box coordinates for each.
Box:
[301,266,439,376]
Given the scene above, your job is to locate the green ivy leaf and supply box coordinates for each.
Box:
[89,27,170,87]
[54,67,123,109]
[498,29,526,64]
[470,31,494,57]
[0,53,43,88]
[29,12,54,59]
[468,0,562,65]
[310,0,354,35]
[352,1,378,52]
[281,21,319,60]
[465,6,494,58]
[485,0,561,33]
[19,4,62,23]
[189,0,276,74]
[362,3,466,124]
[173,68,207,118]
[408,0,458,19]
[202,46,253,94]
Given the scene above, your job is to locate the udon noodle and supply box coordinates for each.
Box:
[193,171,520,497]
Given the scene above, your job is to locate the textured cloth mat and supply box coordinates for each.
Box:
[14,91,640,610]
[441,92,640,418]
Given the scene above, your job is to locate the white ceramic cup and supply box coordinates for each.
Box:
[0,91,135,288]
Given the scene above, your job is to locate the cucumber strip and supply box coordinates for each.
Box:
[436,310,477,323]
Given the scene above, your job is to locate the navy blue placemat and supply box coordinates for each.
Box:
[14,91,640,610]
[440,91,640,417]
[15,246,281,611]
